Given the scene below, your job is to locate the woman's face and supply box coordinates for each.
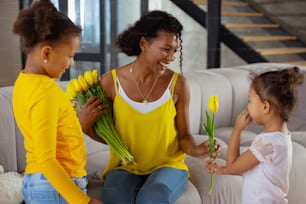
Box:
[247,87,265,125]
[44,35,80,78]
[141,31,180,73]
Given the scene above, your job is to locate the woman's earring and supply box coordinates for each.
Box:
[43,59,48,63]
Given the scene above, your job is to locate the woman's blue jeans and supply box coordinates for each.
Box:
[22,173,87,204]
[103,167,188,204]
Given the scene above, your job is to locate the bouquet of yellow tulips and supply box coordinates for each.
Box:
[202,95,219,195]
[66,69,135,166]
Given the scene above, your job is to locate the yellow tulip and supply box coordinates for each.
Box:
[208,95,219,114]
[92,69,98,83]
[84,70,94,86]
[78,75,89,92]
[71,78,82,93]
[205,94,219,195]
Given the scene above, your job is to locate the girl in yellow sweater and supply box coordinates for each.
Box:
[12,0,103,203]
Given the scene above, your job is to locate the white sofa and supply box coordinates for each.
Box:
[1,63,305,204]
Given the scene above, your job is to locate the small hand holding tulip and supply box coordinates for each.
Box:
[202,95,219,195]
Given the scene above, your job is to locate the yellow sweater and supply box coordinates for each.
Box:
[12,72,90,204]
[103,70,188,176]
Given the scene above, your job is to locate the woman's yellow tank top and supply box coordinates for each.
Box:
[103,70,188,176]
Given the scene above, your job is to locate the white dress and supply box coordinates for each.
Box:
[242,132,292,204]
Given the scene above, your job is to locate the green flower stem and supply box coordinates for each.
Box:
[208,174,214,195]
[78,82,135,165]
[203,111,215,195]
[208,114,215,195]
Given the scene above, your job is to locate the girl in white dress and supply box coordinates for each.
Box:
[206,67,304,204]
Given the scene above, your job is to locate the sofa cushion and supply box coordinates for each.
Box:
[184,71,233,134]
[215,127,257,147]
[287,142,306,204]
[0,87,18,172]
[175,180,202,204]
[291,132,306,147]
[183,72,202,134]
[186,156,242,204]
[209,68,251,126]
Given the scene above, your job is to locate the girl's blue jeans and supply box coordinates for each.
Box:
[22,173,87,204]
[103,167,188,204]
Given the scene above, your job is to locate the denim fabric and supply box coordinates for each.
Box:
[103,167,188,204]
[22,173,87,204]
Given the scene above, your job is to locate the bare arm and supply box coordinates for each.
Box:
[206,109,259,175]
[176,75,220,159]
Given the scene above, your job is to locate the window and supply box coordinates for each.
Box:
[20,0,148,80]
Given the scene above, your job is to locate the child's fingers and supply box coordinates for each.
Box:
[205,162,217,174]
[206,166,214,174]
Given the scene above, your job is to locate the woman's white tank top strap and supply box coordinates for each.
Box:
[112,70,177,114]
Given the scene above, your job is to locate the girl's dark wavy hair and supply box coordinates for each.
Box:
[116,10,184,72]
[13,0,82,53]
[250,67,304,121]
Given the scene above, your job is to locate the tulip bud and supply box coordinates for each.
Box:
[78,75,88,92]
[92,69,98,83]
[208,95,219,114]
[84,71,93,86]
[71,79,81,93]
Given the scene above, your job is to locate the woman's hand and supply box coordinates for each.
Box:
[89,198,103,204]
[76,96,107,135]
[193,139,221,159]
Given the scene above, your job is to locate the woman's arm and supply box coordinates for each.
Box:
[175,75,220,159]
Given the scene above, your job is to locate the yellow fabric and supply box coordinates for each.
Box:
[12,72,90,204]
[103,70,188,176]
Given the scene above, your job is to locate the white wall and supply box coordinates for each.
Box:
[0,0,21,87]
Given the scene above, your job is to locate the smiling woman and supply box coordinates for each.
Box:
[78,10,221,204]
